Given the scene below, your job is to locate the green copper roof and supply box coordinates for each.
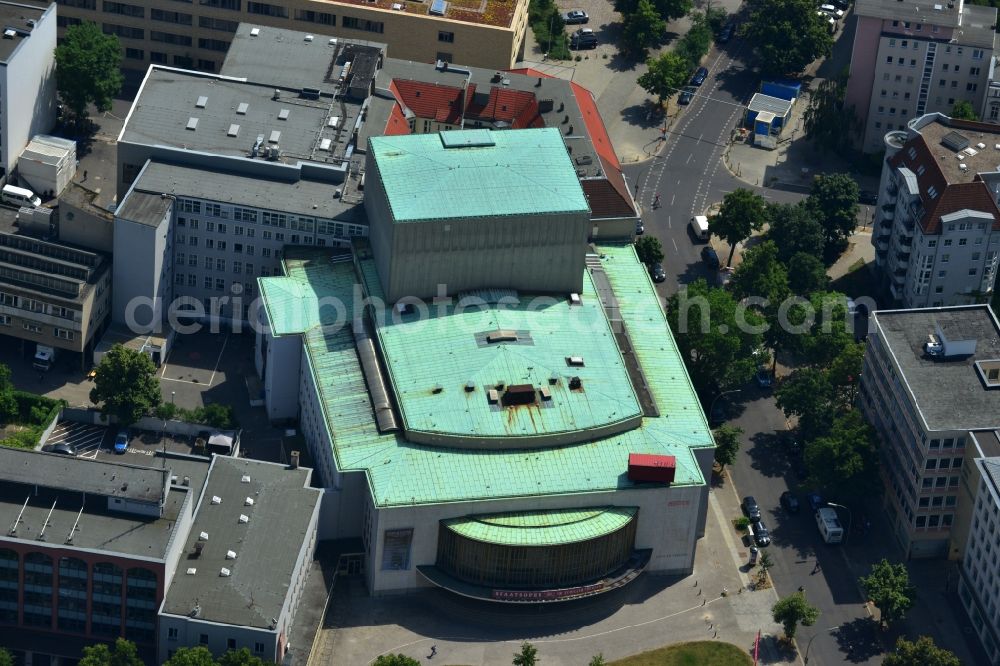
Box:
[443,507,638,546]
[369,128,590,223]
[258,254,353,336]
[372,268,642,442]
[260,245,713,509]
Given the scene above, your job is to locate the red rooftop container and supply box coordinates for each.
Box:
[627,453,676,484]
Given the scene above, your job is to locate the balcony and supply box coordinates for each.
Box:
[896,253,911,269]
[876,237,890,252]
[893,268,908,284]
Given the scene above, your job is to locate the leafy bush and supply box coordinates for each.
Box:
[529,0,571,59]
[13,392,62,425]
[734,516,751,531]
[676,12,713,66]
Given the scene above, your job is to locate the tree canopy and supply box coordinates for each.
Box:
[743,0,833,78]
[804,411,879,499]
[638,51,692,104]
[711,189,769,266]
[164,647,267,666]
[89,343,162,426]
[807,173,860,261]
[373,655,421,666]
[882,636,961,666]
[860,559,916,629]
[713,424,743,471]
[635,235,665,266]
[512,642,538,666]
[804,69,861,154]
[765,202,826,264]
[771,592,819,639]
[78,638,144,666]
[951,99,978,121]
[217,648,267,666]
[615,0,691,21]
[0,363,16,423]
[729,240,790,305]
[620,0,667,60]
[666,279,765,394]
[54,22,124,120]
[787,252,830,296]
[163,647,216,666]
[775,366,836,440]
[0,648,12,666]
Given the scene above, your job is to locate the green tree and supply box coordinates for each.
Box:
[512,642,538,666]
[79,638,144,666]
[529,0,569,59]
[620,0,667,60]
[713,424,743,472]
[54,22,124,122]
[0,363,16,423]
[951,99,978,120]
[666,279,765,394]
[729,241,790,305]
[826,341,864,409]
[787,252,830,296]
[706,6,729,33]
[89,344,162,426]
[193,403,236,428]
[615,0,692,21]
[805,411,879,498]
[0,648,13,666]
[771,592,819,640]
[638,51,691,104]
[588,655,607,666]
[711,188,769,267]
[676,11,713,65]
[766,202,826,264]
[860,559,916,629]
[162,647,216,666]
[807,173,860,262]
[804,69,862,155]
[218,648,267,666]
[775,367,835,441]
[372,656,421,666]
[795,291,855,367]
[635,235,665,266]
[883,636,961,666]
[743,0,833,77]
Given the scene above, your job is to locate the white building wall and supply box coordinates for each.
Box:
[113,212,170,326]
[158,615,278,665]
[297,344,339,487]
[0,2,56,174]
[959,459,1000,664]
[366,483,704,596]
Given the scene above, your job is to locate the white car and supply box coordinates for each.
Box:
[816,11,836,31]
[819,4,845,18]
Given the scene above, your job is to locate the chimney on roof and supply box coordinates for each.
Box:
[290,450,300,469]
[536,77,542,87]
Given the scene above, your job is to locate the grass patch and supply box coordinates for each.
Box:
[0,391,63,450]
[608,641,753,665]
[733,516,750,532]
[846,257,866,274]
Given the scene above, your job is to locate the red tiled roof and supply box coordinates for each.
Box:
[466,86,541,128]
[581,155,637,218]
[384,102,411,136]
[889,135,1000,234]
[393,79,464,126]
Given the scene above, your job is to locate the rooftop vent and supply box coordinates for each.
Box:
[934,3,942,8]
[975,359,1000,388]
[942,131,969,152]
[486,330,518,343]
[569,376,583,390]
[548,374,559,385]
[240,475,251,484]
[2,29,15,39]
[464,381,476,392]
[540,386,552,401]
[487,389,500,404]
[210,495,221,504]
[392,2,403,8]
[245,497,255,506]
[269,130,281,143]
[501,384,537,407]
[329,38,337,46]
[227,124,240,137]
[429,0,447,14]
[194,542,204,555]
[237,102,249,114]
[327,116,341,128]
[978,142,987,149]
[301,87,321,100]
[239,514,249,523]
[199,531,209,540]
[273,89,280,100]
[250,27,260,36]
[196,96,208,108]
[319,138,332,151]
[570,293,582,305]
[186,568,197,575]
[304,34,314,42]
[960,163,969,171]
[226,550,237,559]
[278,108,290,120]
[220,568,231,577]
[186,117,199,131]
[566,356,585,367]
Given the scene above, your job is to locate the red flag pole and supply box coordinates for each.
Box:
[753,629,761,665]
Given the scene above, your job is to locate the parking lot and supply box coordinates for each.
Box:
[44,421,110,459]
[159,332,230,388]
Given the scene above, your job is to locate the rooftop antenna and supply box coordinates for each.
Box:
[66,505,84,543]
[37,499,57,541]
[8,497,28,536]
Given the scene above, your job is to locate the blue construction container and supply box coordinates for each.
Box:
[761,81,802,102]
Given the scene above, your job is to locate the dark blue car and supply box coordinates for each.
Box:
[690,67,709,86]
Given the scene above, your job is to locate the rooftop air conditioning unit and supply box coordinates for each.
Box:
[220,568,231,577]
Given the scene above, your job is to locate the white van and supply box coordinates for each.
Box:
[690,215,710,241]
[815,507,844,544]
[2,184,41,208]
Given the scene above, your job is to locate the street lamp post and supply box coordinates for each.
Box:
[827,502,853,546]
[803,625,840,664]
[709,389,742,426]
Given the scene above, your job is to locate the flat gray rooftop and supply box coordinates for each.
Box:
[0,447,168,504]
[131,161,365,224]
[875,305,1000,432]
[0,474,190,559]
[162,457,320,629]
[116,190,172,228]
[855,0,996,47]
[0,1,47,63]
[221,23,387,95]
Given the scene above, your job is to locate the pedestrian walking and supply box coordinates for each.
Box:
[653,193,661,208]
[83,169,88,181]
[812,562,821,574]
[430,645,437,658]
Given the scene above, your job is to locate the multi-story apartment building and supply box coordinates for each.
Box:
[56,0,529,85]
[0,222,112,368]
[846,0,997,153]
[859,304,1000,558]
[0,0,56,176]
[958,431,1000,665]
[871,114,1000,306]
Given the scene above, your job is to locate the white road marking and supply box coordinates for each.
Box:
[667,215,672,229]
[208,334,229,386]
[672,238,679,253]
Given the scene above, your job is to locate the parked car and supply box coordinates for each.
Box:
[42,443,77,456]
[718,20,736,43]
[751,520,772,546]
[816,11,836,32]
[807,491,824,512]
[570,28,598,49]
[819,4,845,18]
[650,262,666,283]
[114,430,129,454]
[635,220,645,235]
[858,190,877,205]
[780,491,801,513]
[742,495,761,522]
[755,368,773,388]
[701,245,720,269]
[678,86,697,105]
[718,265,735,288]
[563,9,589,24]
[831,0,850,9]
[690,66,709,86]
